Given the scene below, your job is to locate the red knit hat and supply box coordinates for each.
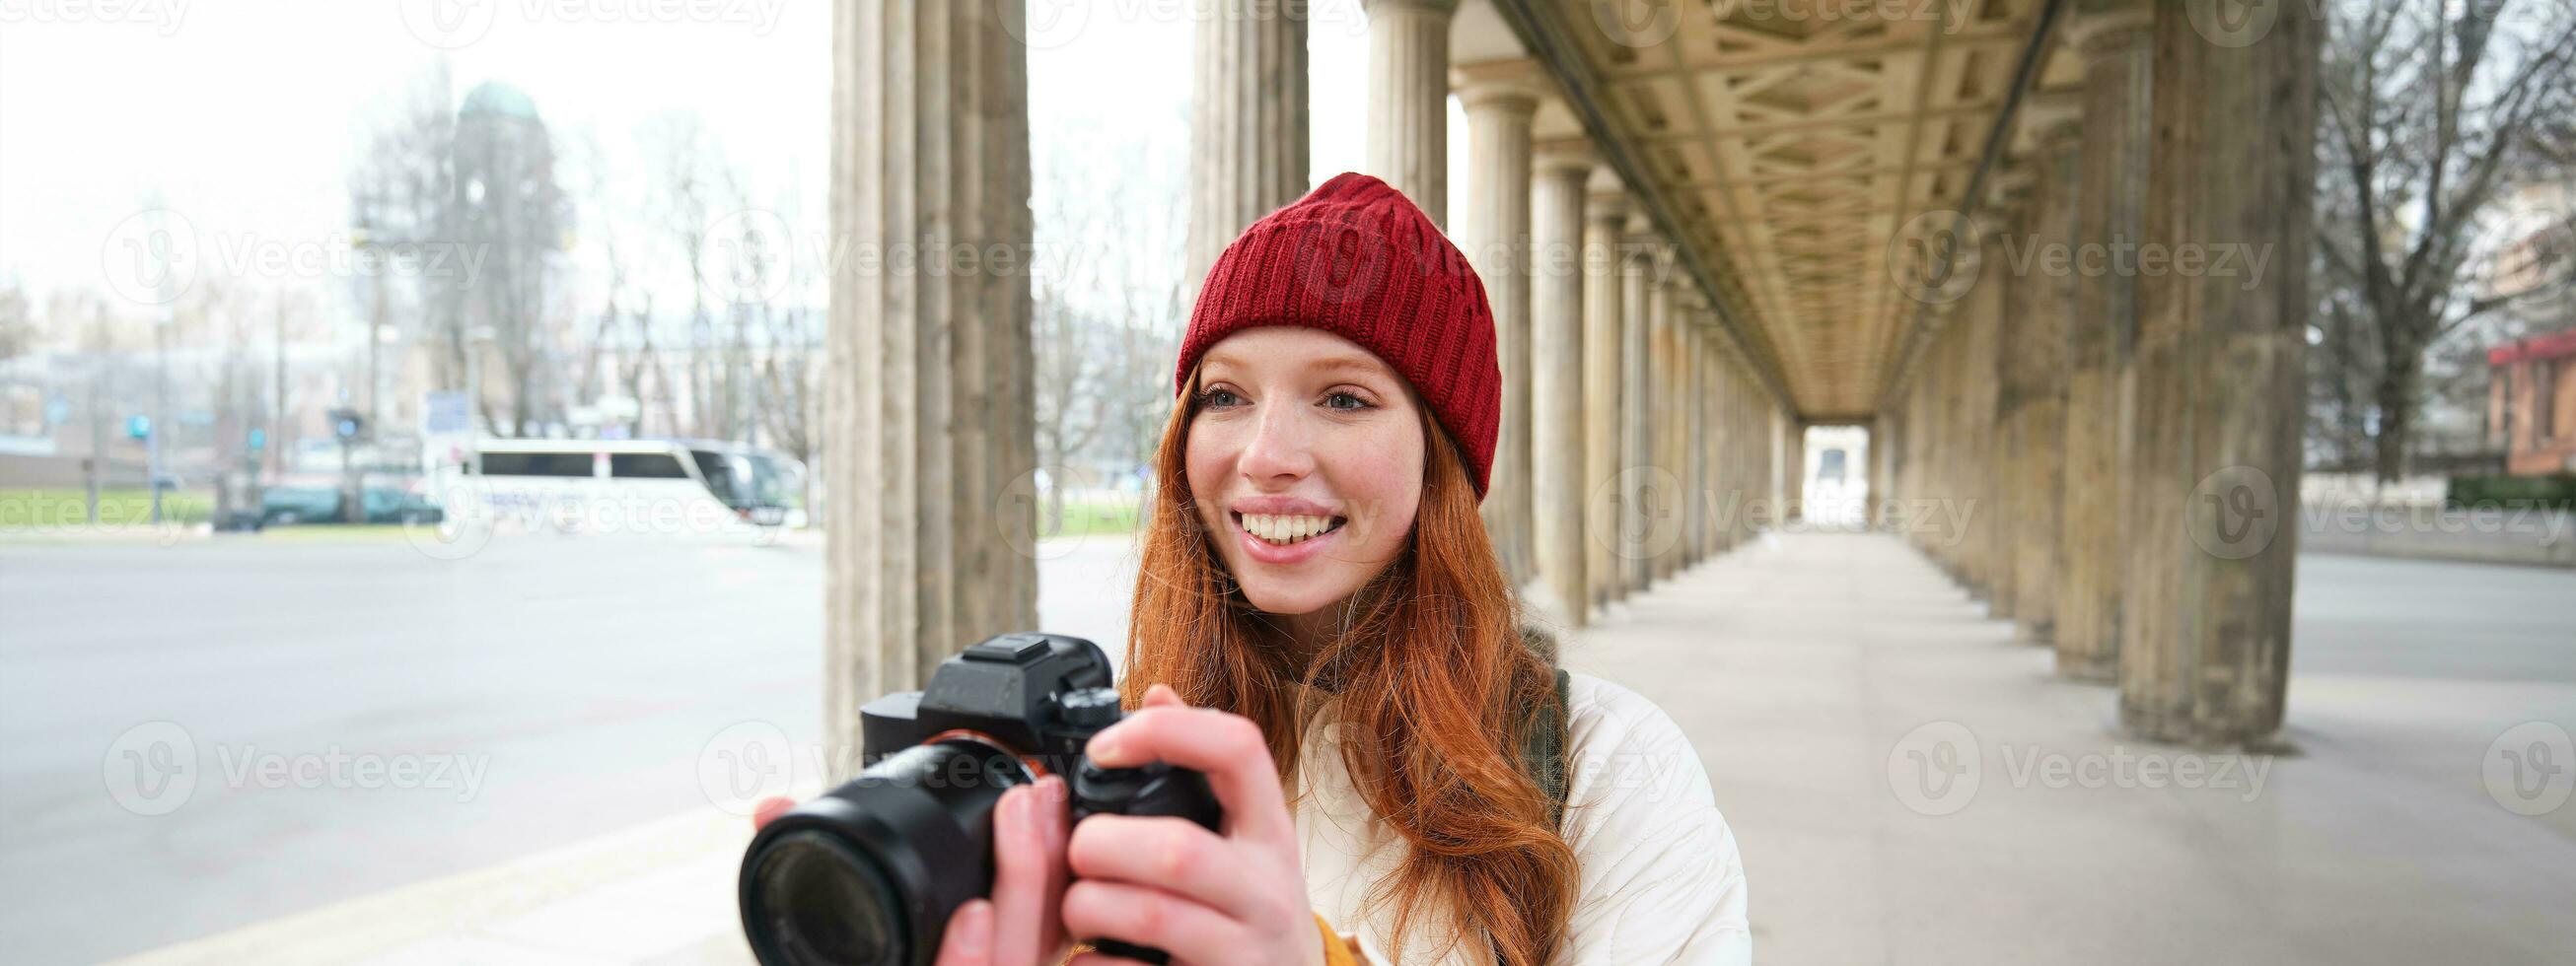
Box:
[1175,172,1502,497]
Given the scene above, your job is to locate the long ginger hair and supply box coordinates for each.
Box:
[1120,369,1578,966]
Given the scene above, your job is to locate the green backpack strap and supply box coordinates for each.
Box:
[1525,667,1572,830]
[1504,631,1573,966]
[1514,624,1573,831]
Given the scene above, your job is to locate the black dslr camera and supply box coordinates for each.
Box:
[739,633,1224,966]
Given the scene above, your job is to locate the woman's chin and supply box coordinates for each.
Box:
[1236,582,1347,618]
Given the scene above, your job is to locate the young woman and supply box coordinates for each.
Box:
[777,173,1749,965]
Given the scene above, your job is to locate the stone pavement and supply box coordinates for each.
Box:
[112,532,2576,965]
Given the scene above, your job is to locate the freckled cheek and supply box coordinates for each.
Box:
[1321,424,1424,550]
[1182,423,1238,528]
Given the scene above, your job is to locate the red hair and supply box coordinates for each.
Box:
[1120,370,1577,966]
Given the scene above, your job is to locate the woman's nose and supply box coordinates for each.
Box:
[1237,404,1315,482]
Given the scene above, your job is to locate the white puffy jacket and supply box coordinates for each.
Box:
[1288,672,1753,965]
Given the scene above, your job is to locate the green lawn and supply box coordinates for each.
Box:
[0,488,213,529]
[1041,494,1145,539]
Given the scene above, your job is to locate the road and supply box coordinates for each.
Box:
[0,531,2562,963]
[0,527,1143,964]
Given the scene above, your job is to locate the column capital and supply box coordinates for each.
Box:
[1586,186,1632,224]
[2013,92,2086,156]
[1983,167,2038,219]
[1534,138,1599,175]
[1452,58,1550,114]
[2065,0,2153,55]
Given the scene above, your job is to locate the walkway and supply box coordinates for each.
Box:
[1571,532,2576,965]
[106,533,2576,965]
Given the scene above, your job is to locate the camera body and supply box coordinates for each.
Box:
[740,633,1222,966]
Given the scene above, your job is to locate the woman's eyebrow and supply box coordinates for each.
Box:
[1198,352,1389,381]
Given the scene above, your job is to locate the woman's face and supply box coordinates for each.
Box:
[1184,326,1425,617]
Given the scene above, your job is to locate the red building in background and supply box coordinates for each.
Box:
[2489,329,2576,475]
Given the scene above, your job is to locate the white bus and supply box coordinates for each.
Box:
[441,438,799,537]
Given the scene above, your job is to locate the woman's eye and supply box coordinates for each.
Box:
[1323,390,1373,412]
[1198,387,1245,410]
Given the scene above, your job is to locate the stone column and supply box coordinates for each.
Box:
[1680,319,1705,565]
[1710,337,1731,559]
[1982,169,2036,619]
[1530,142,1593,624]
[1582,186,1630,606]
[2055,0,2152,683]
[823,0,1038,778]
[2020,99,2082,645]
[1778,415,1806,524]
[2121,0,2315,746]
[1185,0,1310,292]
[1363,0,1458,226]
[1653,287,1695,582]
[1618,219,1662,592]
[1454,63,1542,586]
[1956,238,2006,600]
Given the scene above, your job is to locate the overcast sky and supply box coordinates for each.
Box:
[0,1,1452,315]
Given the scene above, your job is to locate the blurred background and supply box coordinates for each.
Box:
[1,1,2572,964]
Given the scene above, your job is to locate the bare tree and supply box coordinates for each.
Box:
[2315,0,2576,480]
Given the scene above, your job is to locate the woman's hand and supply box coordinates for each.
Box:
[751,775,1074,966]
[1061,685,1324,966]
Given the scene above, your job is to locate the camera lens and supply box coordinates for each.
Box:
[741,739,1033,966]
[750,831,907,966]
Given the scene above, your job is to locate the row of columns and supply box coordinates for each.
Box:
[817,0,1805,765]
[1880,0,2315,747]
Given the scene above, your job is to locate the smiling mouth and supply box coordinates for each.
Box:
[1233,512,1348,546]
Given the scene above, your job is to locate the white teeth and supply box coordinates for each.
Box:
[1243,514,1337,546]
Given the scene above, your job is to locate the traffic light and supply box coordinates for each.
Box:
[329,408,365,442]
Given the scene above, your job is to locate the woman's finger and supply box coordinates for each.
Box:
[1066,814,1273,923]
[1139,683,1185,708]
[931,898,995,966]
[1085,706,1294,846]
[1060,879,1242,966]
[751,795,794,831]
[987,777,1070,965]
